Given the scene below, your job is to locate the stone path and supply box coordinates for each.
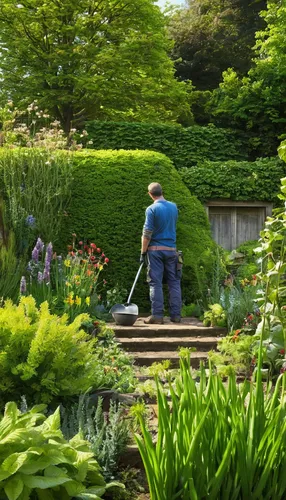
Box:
[112,317,227,367]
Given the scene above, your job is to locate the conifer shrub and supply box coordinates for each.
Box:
[62,150,216,306]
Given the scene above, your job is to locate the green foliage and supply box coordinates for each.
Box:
[60,149,216,306]
[85,121,248,169]
[220,281,261,331]
[180,156,286,204]
[209,332,258,377]
[203,303,227,327]
[181,302,202,317]
[234,239,261,281]
[0,402,120,499]
[0,0,189,133]
[168,0,266,91]
[0,148,73,248]
[210,3,286,157]
[0,296,135,407]
[134,350,286,499]
[61,395,130,481]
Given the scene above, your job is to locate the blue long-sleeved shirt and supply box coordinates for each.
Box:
[143,199,178,247]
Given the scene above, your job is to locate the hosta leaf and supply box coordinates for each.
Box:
[41,408,60,432]
[4,475,24,500]
[20,457,53,475]
[21,474,71,488]
[44,465,68,478]
[2,452,30,474]
[64,480,86,497]
[0,466,12,481]
[4,403,18,421]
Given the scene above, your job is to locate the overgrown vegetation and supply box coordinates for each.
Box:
[134,349,286,499]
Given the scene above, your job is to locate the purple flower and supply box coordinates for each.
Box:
[31,247,39,262]
[43,242,53,281]
[35,237,44,253]
[20,276,26,294]
[25,215,36,228]
[37,272,44,283]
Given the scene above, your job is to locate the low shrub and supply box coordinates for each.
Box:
[85,121,248,168]
[0,296,135,407]
[180,156,286,205]
[0,402,121,499]
[61,395,130,481]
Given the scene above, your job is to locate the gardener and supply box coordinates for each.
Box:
[140,182,182,324]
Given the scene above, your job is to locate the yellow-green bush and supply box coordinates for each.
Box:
[0,296,128,407]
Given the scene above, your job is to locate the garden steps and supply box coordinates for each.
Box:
[112,316,226,367]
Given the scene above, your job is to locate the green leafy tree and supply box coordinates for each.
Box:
[168,0,266,91]
[0,0,189,133]
[211,1,286,156]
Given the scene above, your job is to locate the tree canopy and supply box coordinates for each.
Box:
[0,0,189,133]
[168,0,266,91]
[211,1,286,156]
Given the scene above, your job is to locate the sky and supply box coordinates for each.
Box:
[156,0,185,9]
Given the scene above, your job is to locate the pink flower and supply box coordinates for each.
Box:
[105,257,109,263]
[96,248,101,253]
[79,241,83,245]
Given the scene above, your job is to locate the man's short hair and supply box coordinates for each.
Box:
[148,182,163,197]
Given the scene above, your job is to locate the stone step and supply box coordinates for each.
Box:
[117,336,219,352]
[112,317,226,339]
[132,350,208,367]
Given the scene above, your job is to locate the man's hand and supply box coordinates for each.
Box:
[140,252,148,265]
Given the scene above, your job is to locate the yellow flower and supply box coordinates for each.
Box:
[85,297,90,306]
[75,296,82,306]
[99,264,103,271]
[64,259,71,267]
[65,294,74,305]
[65,281,71,287]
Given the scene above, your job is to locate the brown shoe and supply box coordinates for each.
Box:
[170,316,181,323]
[144,316,164,325]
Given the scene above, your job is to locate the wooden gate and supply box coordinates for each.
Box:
[205,201,272,251]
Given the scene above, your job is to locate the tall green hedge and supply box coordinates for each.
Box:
[61,150,216,308]
[180,157,286,205]
[85,121,248,169]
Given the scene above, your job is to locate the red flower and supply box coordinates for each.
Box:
[101,253,105,258]
[104,257,109,263]
[96,248,101,253]
[280,349,285,355]
[84,245,89,250]
[90,243,97,249]
[78,249,83,255]
[90,255,95,261]
[79,241,83,245]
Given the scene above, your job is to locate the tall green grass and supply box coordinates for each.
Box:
[135,348,286,499]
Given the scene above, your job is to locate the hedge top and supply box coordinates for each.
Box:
[85,121,249,169]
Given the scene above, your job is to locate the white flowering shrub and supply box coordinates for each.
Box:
[0,101,90,149]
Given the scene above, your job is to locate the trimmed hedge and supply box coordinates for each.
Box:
[85,121,248,169]
[180,157,286,204]
[61,150,216,307]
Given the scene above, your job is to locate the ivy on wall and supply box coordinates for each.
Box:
[85,121,249,169]
[180,157,286,205]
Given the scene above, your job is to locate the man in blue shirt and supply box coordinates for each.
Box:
[140,182,182,324]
